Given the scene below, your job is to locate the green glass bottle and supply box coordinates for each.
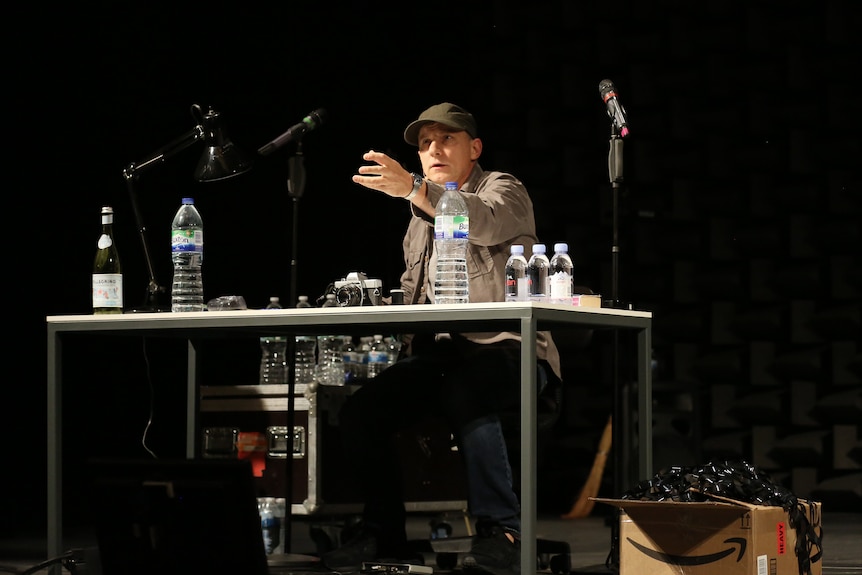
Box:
[92,206,123,314]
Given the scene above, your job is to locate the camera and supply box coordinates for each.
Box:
[333,272,383,307]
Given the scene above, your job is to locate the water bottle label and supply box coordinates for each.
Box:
[368,350,388,364]
[434,215,469,240]
[549,272,573,301]
[261,517,281,554]
[171,229,203,252]
[506,277,529,301]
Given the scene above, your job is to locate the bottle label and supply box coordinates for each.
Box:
[506,277,529,301]
[549,272,573,301]
[171,229,203,253]
[97,233,113,250]
[93,273,123,309]
[434,215,469,240]
[368,350,388,364]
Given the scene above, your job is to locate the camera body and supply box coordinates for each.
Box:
[333,272,383,307]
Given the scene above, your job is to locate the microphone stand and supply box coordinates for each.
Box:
[287,141,307,308]
[607,129,628,571]
[608,132,624,310]
[281,140,307,553]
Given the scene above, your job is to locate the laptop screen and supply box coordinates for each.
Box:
[86,458,270,575]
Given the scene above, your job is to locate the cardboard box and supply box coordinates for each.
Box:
[594,496,822,575]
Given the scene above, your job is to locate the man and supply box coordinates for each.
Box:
[323,103,561,575]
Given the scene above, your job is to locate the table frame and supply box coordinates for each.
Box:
[47,302,652,575]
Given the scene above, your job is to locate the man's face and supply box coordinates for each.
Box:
[416,123,481,186]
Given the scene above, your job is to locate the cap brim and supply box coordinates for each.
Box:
[403,120,430,146]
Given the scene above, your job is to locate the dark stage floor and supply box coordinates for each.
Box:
[1,510,858,574]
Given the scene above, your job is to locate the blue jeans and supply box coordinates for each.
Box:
[460,414,521,532]
[336,336,531,545]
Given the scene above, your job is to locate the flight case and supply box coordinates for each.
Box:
[200,383,469,517]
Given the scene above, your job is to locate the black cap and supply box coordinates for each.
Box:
[403,102,478,146]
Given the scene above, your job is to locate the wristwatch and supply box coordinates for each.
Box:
[405,172,423,200]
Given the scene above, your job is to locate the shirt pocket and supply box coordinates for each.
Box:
[467,245,494,279]
[406,249,425,274]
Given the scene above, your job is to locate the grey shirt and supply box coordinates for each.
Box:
[397,163,562,380]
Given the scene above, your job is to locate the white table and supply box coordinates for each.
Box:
[47,302,652,574]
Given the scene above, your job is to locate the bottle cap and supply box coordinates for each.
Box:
[554,243,568,253]
[510,244,524,255]
[182,197,194,204]
[532,244,546,254]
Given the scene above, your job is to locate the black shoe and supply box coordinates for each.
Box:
[462,521,521,575]
[322,527,378,572]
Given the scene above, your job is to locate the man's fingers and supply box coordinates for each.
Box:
[357,164,380,175]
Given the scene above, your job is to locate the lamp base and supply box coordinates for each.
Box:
[127,287,170,313]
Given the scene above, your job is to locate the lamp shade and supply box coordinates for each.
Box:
[194,107,253,182]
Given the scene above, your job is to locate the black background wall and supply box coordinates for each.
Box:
[5,1,860,538]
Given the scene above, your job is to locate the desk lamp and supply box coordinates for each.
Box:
[122,103,252,312]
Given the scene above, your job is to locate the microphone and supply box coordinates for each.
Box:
[258,108,328,155]
[598,80,629,137]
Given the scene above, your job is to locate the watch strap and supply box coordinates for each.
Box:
[405,172,423,200]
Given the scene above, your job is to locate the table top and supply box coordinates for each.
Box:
[47,302,652,336]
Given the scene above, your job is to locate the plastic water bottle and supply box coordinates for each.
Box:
[356,335,373,380]
[366,334,388,378]
[316,335,346,386]
[258,497,281,555]
[92,206,123,314]
[295,336,317,384]
[434,181,469,304]
[273,497,287,554]
[504,244,529,302]
[266,296,282,310]
[527,244,550,303]
[296,295,312,308]
[170,197,204,312]
[341,337,359,383]
[386,335,402,366]
[549,243,574,304]
[260,296,287,385]
[259,336,288,385]
[321,294,337,308]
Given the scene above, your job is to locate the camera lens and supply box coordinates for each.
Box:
[335,284,363,307]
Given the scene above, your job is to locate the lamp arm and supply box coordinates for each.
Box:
[122,124,205,180]
[124,174,165,310]
[120,123,205,311]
